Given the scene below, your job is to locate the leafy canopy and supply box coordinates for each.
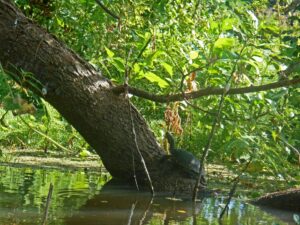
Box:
[2,0,299,188]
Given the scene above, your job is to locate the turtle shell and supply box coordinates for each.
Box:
[172,148,201,174]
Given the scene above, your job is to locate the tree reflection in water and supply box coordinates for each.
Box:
[0,166,293,225]
[65,179,291,225]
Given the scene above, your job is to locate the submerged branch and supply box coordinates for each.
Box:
[219,157,253,219]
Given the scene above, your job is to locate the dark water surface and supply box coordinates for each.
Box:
[0,165,297,225]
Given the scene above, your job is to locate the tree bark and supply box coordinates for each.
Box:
[0,0,204,194]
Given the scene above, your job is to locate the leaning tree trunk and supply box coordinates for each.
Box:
[0,0,204,194]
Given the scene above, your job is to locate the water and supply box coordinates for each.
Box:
[0,165,297,225]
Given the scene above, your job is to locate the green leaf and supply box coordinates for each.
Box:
[271,131,278,141]
[111,57,125,72]
[146,50,164,67]
[56,18,64,27]
[242,59,260,75]
[161,62,173,77]
[222,18,238,31]
[260,23,280,35]
[144,72,169,88]
[105,47,114,58]
[209,19,219,31]
[79,149,91,158]
[214,38,236,49]
[135,70,145,79]
[133,64,141,73]
[189,51,199,60]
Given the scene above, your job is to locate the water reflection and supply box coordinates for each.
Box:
[0,165,294,225]
[0,165,105,225]
[65,180,292,225]
[65,179,205,225]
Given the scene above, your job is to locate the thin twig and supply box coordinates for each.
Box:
[138,197,154,225]
[129,104,155,195]
[128,103,139,191]
[179,62,215,93]
[219,157,253,219]
[124,46,154,195]
[280,137,300,157]
[127,37,152,78]
[95,0,120,20]
[127,202,137,225]
[125,49,139,191]
[0,110,9,128]
[184,99,217,116]
[164,49,186,92]
[192,45,246,200]
[19,116,72,153]
[134,37,152,65]
[192,88,228,201]
[42,183,54,225]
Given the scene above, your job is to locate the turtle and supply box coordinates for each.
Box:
[166,132,206,183]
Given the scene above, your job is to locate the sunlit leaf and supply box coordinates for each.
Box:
[214,38,236,49]
[56,18,64,27]
[146,50,164,67]
[144,72,169,88]
[79,150,91,158]
[189,51,199,60]
[222,18,238,31]
[133,64,140,73]
[271,131,278,141]
[162,62,173,76]
[105,47,114,58]
[260,23,280,35]
[209,19,218,31]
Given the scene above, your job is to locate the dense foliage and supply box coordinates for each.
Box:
[0,0,299,189]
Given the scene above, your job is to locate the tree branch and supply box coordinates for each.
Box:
[111,77,300,103]
[95,0,120,20]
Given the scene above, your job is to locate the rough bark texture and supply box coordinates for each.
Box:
[252,188,300,212]
[0,0,204,194]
